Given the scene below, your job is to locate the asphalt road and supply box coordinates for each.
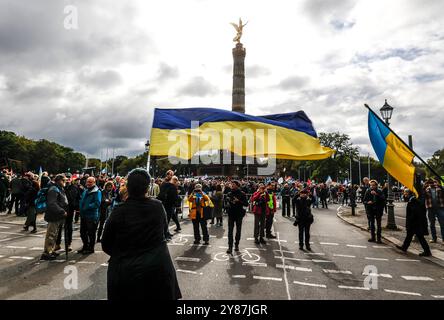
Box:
[0,204,443,300]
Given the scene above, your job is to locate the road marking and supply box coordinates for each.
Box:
[0,238,14,242]
[304,252,325,256]
[100,263,108,267]
[274,250,294,254]
[319,242,339,246]
[276,231,292,300]
[274,256,311,262]
[269,239,287,243]
[77,261,96,264]
[395,258,420,262]
[431,295,444,299]
[253,276,282,282]
[232,275,246,279]
[362,272,392,278]
[338,285,370,291]
[0,231,42,238]
[401,276,434,281]
[384,289,421,296]
[365,257,389,261]
[0,255,4,258]
[9,256,34,260]
[323,269,353,275]
[0,226,11,229]
[245,247,267,251]
[175,257,201,262]
[242,262,267,267]
[219,246,229,249]
[188,244,212,247]
[50,260,66,263]
[276,264,312,272]
[293,281,326,288]
[167,243,185,246]
[6,245,27,249]
[346,244,367,248]
[176,269,203,275]
[29,247,44,251]
[333,254,356,258]
[372,245,390,249]
[312,259,334,263]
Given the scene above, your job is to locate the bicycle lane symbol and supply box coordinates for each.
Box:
[213,250,260,263]
[171,235,188,245]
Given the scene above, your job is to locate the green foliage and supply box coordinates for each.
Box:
[426,149,444,177]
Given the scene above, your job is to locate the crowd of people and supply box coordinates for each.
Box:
[0,168,443,298]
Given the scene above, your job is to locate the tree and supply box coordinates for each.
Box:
[426,149,444,177]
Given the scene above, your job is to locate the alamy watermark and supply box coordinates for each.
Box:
[167,121,277,175]
[64,5,79,30]
[64,266,78,290]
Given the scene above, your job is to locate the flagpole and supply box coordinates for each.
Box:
[364,104,444,184]
[368,153,371,180]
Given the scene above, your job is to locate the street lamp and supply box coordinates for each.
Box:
[145,140,150,174]
[379,99,397,230]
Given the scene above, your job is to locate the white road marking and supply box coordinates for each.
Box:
[175,257,201,262]
[0,226,11,229]
[188,244,212,247]
[274,256,311,262]
[401,276,434,281]
[346,244,367,248]
[167,243,185,246]
[253,276,282,282]
[384,289,421,296]
[247,238,255,240]
[269,239,287,243]
[319,242,339,246]
[362,272,392,278]
[333,254,356,258]
[219,246,229,249]
[396,258,420,262]
[29,247,44,251]
[242,262,267,267]
[176,269,203,275]
[100,263,108,267]
[365,257,389,261]
[338,285,370,291]
[323,269,353,275]
[304,252,325,256]
[0,255,4,258]
[431,295,444,299]
[274,250,294,254]
[50,260,66,263]
[276,264,312,272]
[293,281,326,288]
[9,256,33,260]
[232,275,246,279]
[6,245,27,249]
[245,247,267,251]
[276,231,292,300]
[312,259,334,263]
[0,238,14,242]
[0,231,42,238]
[372,245,390,249]
[77,261,96,264]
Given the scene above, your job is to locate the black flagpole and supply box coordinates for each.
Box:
[364,104,444,184]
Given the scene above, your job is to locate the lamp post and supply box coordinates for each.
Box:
[380,99,397,230]
[145,140,150,174]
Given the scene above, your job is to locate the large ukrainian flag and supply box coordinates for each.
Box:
[368,110,417,196]
[150,107,334,160]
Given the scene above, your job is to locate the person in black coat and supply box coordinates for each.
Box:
[225,180,248,254]
[295,189,314,251]
[396,188,432,257]
[101,168,182,300]
[362,180,385,243]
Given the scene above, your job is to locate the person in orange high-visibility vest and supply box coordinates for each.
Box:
[188,184,210,245]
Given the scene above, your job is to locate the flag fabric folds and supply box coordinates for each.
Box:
[150,108,334,160]
[368,111,417,196]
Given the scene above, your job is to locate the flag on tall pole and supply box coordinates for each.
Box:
[366,106,417,197]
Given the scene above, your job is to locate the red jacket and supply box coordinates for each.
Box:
[251,191,276,216]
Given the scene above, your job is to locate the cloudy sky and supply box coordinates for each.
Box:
[1,0,443,160]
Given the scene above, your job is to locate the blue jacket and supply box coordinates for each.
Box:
[80,186,102,221]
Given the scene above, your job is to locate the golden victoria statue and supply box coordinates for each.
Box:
[230,18,248,43]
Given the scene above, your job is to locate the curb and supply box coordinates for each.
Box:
[336,206,444,268]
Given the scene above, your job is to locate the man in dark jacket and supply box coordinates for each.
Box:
[396,188,432,257]
[226,180,248,254]
[8,174,23,215]
[41,174,68,261]
[280,183,291,217]
[295,189,314,251]
[363,180,385,243]
[78,177,102,254]
[319,183,329,209]
[102,168,181,300]
[158,171,179,239]
[0,170,9,212]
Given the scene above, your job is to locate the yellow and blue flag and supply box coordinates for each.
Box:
[150,107,334,160]
[368,110,417,196]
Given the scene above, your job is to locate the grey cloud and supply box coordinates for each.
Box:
[246,65,271,78]
[78,69,122,89]
[278,76,309,90]
[14,86,64,102]
[330,19,355,30]
[413,73,444,83]
[157,63,179,82]
[304,0,357,22]
[178,76,218,97]
[353,48,429,64]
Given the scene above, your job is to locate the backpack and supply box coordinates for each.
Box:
[35,185,60,214]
